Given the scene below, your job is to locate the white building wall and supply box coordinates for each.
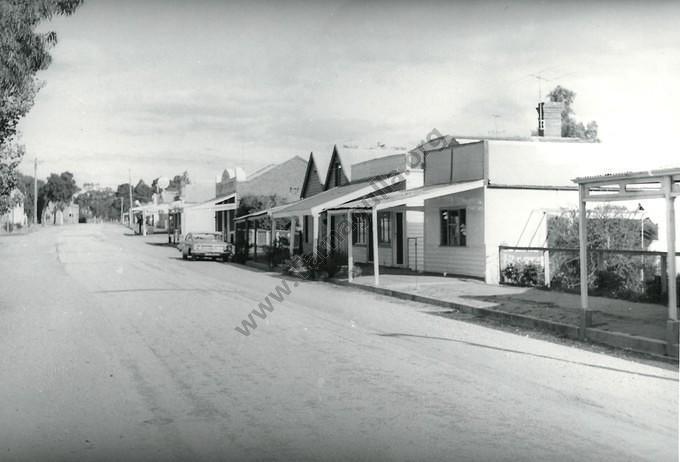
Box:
[423,188,486,278]
[485,140,627,187]
[483,187,579,284]
[181,207,216,236]
[407,210,424,271]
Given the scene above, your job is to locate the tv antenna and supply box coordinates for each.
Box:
[529,70,577,101]
[529,74,552,101]
[491,114,502,136]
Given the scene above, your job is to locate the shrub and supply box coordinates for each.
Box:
[592,268,626,297]
[318,252,347,279]
[501,261,543,287]
[232,243,251,264]
[283,252,348,280]
[264,240,290,267]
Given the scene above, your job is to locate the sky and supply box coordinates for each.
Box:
[15,0,680,188]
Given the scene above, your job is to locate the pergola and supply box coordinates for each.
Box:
[573,168,679,355]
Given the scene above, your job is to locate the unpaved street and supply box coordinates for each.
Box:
[0,224,677,461]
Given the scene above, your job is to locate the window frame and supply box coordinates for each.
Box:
[352,214,368,246]
[439,207,467,247]
[378,212,391,246]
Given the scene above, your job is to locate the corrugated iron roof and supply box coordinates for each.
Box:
[573,167,680,184]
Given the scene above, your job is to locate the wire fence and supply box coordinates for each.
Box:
[499,245,680,305]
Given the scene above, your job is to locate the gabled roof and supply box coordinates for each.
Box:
[247,163,277,180]
[246,156,307,182]
[323,145,350,188]
[300,151,331,198]
[333,144,407,182]
[410,135,458,154]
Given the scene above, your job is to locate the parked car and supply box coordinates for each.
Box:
[178,232,233,261]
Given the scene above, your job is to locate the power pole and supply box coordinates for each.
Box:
[128,169,133,229]
[33,157,38,226]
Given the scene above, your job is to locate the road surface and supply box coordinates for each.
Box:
[0,224,677,461]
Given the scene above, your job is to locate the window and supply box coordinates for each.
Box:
[378,212,391,244]
[216,212,223,232]
[334,162,343,186]
[352,214,368,245]
[304,215,309,243]
[440,208,466,246]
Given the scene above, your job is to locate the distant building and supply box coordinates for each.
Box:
[175,156,308,243]
[1,190,26,229]
[42,201,79,225]
[82,182,102,192]
[216,156,307,203]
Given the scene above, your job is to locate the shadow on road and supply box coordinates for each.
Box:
[146,242,176,247]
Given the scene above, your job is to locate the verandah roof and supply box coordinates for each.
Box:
[182,193,237,212]
[330,179,486,212]
[233,203,291,223]
[270,174,405,218]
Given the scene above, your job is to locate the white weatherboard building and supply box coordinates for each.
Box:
[350,135,656,285]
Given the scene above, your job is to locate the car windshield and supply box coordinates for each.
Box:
[193,233,220,241]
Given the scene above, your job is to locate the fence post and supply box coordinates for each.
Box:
[543,249,551,288]
[498,246,503,284]
[661,255,668,295]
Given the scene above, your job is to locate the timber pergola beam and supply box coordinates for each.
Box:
[573,167,680,356]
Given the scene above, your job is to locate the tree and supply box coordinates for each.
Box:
[75,188,117,221]
[133,179,153,204]
[236,193,287,223]
[15,171,44,223]
[168,170,191,199]
[39,171,79,222]
[0,143,23,214]
[547,205,659,297]
[115,183,131,211]
[547,85,599,141]
[0,1,83,213]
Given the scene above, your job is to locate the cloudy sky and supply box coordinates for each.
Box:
[15,0,680,187]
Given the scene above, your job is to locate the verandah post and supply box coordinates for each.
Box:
[347,209,353,283]
[578,183,590,338]
[372,207,380,286]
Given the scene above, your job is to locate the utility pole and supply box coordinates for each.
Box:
[128,169,133,230]
[33,157,38,226]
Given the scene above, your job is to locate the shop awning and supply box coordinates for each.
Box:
[270,174,405,219]
[182,193,237,212]
[234,203,291,223]
[330,179,486,212]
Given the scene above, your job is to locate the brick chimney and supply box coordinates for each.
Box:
[536,101,563,137]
